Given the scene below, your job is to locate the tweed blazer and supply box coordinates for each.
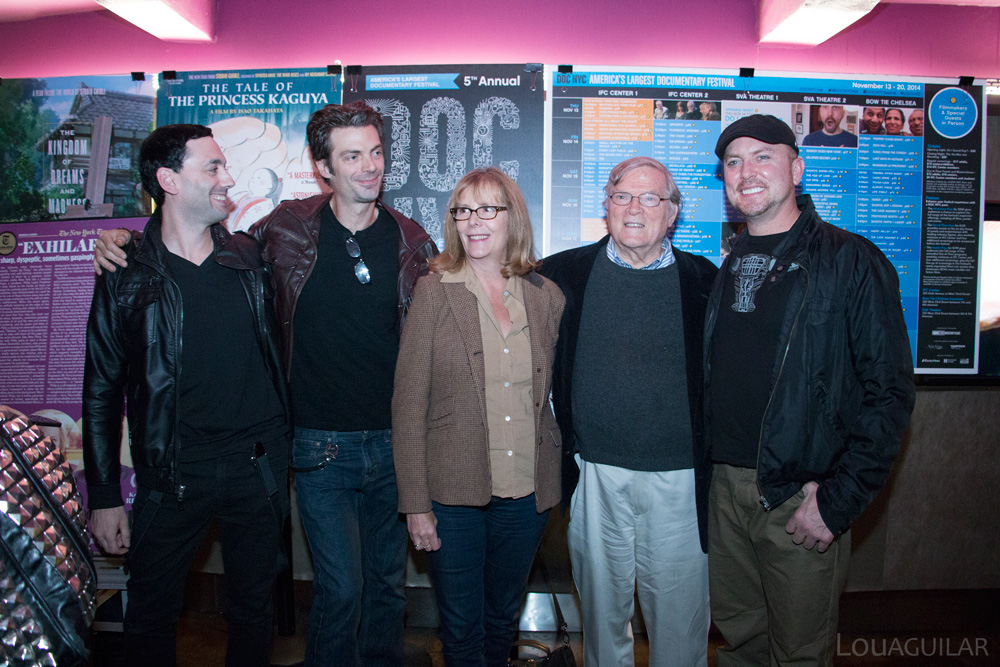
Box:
[392,270,566,514]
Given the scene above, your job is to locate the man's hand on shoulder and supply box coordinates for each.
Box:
[93,229,131,275]
[785,481,835,553]
[90,506,130,555]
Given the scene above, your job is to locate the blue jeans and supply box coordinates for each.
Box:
[292,427,407,667]
[428,496,550,667]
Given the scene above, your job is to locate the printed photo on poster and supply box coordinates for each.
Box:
[0,76,155,223]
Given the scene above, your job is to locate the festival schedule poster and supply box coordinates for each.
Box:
[0,75,155,223]
[547,68,984,373]
[343,64,545,252]
[0,217,146,465]
[157,68,341,232]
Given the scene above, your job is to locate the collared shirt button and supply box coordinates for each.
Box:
[504,381,510,387]
[504,348,509,354]
[507,450,513,456]
[505,415,511,422]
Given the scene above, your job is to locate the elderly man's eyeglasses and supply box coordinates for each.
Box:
[345,236,371,284]
[609,192,668,207]
[449,206,508,221]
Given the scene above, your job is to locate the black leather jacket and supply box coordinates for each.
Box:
[704,195,916,536]
[249,194,438,377]
[82,213,288,509]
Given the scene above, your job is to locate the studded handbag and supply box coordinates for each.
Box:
[1,408,98,667]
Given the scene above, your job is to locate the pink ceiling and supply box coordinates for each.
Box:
[0,0,95,21]
[0,0,997,80]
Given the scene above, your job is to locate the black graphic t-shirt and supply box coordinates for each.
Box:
[709,231,800,468]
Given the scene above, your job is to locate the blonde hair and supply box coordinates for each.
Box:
[429,166,538,277]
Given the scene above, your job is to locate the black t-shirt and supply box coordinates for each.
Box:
[289,206,400,431]
[708,230,800,468]
[164,247,285,462]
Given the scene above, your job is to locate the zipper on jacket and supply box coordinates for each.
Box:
[755,263,810,509]
[135,243,187,501]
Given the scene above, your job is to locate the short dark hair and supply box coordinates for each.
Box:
[140,124,213,206]
[886,108,906,122]
[306,101,384,183]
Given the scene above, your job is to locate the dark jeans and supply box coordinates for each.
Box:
[123,437,287,667]
[292,427,407,667]
[428,496,550,667]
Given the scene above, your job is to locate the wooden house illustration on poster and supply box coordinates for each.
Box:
[41,84,153,219]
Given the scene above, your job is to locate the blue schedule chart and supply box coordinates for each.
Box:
[548,69,984,371]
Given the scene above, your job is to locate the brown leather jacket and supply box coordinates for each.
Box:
[249,193,438,377]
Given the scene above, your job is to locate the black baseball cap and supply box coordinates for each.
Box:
[715,114,799,159]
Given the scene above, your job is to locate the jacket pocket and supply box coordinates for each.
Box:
[117,285,160,347]
[427,394,455,429]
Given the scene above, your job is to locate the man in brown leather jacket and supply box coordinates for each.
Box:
[94,103,438,667]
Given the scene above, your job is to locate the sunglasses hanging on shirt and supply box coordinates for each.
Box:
[345,236,371,284]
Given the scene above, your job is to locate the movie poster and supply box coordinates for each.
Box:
[0,218,146,464]
[343,64,545,252]
[0,75,155,223]
[548,68,985,373]
[157,68,341,232]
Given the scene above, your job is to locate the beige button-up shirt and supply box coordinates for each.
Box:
[441,265,536,498]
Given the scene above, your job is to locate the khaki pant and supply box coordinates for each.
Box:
[569,457,709,667]
[708,464,850,667]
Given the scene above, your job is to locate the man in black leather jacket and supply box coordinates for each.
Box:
[705,115,915,667]
[83,124,289,667]
[93,104,438,667]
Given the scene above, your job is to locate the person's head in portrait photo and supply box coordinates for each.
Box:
[817,105,846,135]
[908,109,925,137]
[862,106,885,134]
[653,99,668,119]
[885,108,908,135]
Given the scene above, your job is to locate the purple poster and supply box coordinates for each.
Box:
[0,217,145,468]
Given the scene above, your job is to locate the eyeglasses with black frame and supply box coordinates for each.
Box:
[345,236,371,284]
[608,192,668,208]
[449,205,508,221]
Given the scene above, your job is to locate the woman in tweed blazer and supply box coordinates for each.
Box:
[392,167,565,667]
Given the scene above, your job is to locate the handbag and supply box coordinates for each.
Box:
[1,408,98,667]
[508,549,577,667]
[509,638,575,667]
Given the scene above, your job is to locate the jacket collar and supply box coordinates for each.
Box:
[136,209,249,270]
[729,194,817,264]
[283,193,432,250]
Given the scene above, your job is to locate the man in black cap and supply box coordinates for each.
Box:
[704,114,915,666]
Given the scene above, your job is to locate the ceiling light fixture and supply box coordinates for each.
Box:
[95,0,215,42]
[759,0,879,46]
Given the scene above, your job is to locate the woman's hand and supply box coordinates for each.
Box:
[406,511,442,552]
